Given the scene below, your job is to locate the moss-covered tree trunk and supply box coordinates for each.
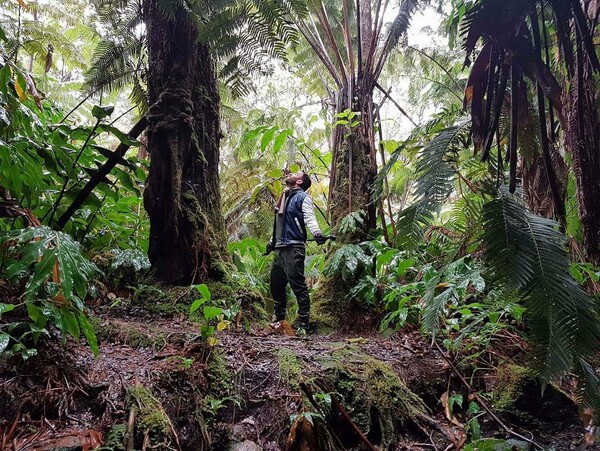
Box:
[315,84,378,327]
[143,1,228,284]
[328,85,378,232]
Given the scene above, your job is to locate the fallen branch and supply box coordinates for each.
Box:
[434,342,543,450]
[56,116,147,230]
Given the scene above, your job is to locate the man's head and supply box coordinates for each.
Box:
[285,171,312,191]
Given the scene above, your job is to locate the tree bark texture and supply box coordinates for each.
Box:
[563,48,600,264]
[328,85,378,232]
[143,1,228,284]
[522,146,567,222]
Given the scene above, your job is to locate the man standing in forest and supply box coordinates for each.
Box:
[266,171,326,335]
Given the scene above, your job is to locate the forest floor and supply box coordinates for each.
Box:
[0,285,597,451]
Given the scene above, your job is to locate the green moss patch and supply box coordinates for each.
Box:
[313,344,427,448]
[93,318,168,350]
[126,385,179,449]
[277,348,303,390]
[493,364,578,427]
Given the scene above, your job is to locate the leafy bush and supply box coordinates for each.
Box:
[323,243,373,282]
[228,238,271,296]
[0,226,100,357]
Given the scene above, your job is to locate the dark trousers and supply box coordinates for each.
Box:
[270,246,310,324]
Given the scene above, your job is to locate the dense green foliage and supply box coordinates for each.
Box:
[1,0,600,446]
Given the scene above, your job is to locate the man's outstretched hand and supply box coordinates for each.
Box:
[264,241,274,255]
[314,234,327,245]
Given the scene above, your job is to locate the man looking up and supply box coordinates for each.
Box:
[267,171,326,334]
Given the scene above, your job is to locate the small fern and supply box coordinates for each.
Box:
[323,244,372,282]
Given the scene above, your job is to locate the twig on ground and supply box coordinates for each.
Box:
[427,431,439,450]
[434,342,543,450]
[124,407,135,451]
[1,399,25,449]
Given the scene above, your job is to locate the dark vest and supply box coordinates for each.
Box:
[280,189,308,245]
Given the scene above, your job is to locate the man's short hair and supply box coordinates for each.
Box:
[300,172,312,191]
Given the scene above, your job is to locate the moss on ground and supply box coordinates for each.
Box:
[126,385,177,449]
[206,350,234,397]
[319,345,427,447]
[103,423,127,450]
[92,318,168,350]
[130,284,192,316]
[492,364,578,427]
[494,364,532,411]
[277,348,303,390]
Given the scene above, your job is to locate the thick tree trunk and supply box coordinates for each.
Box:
[564,49,600,264]
[328,84,378,232]
[143,1,229,284]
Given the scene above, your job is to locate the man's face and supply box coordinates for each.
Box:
[285,171,304,188]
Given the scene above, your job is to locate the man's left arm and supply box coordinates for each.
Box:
[302,195,326,244]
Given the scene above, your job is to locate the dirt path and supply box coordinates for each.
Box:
[0,312,594,450]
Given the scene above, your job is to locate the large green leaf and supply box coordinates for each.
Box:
[0,227,100,355]
[324,244,373,282]
[393,120,471,247]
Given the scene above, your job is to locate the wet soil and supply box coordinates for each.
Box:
[0,307,596,450]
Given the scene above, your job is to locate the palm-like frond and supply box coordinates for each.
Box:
[379,0,420,60]
[394,119,471,246]
[395,200,434,246]
[87,0,305,101]
[446,192,484,235]
[482,186,600,380]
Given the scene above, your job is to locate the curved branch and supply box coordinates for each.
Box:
[407,45,463,93]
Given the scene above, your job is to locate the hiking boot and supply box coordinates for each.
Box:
[293,322,309,336]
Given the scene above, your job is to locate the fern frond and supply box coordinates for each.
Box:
[394,119,471,245]
[482,186,600,380]
[446,192,484,235]
[380,0,420,59]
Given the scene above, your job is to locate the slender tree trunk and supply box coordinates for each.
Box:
[329,83,377,232]
[143,0,229,284]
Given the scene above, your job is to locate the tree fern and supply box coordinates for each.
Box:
[87,0,306,102]
[380,0,420,60]
[482,186,600,380]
